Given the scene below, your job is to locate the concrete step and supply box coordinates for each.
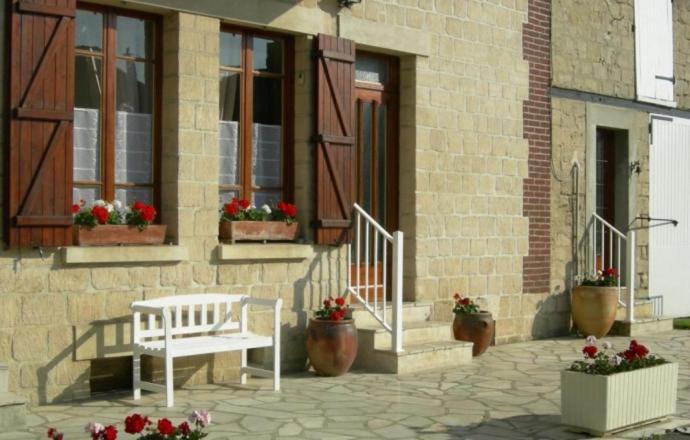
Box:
[357,320,453,351]
[0,392,26,431]
[0,364,7,393]
[350,302,432,328]
[616,300,654,320]
[354,340,473,375]
[609,317,675,337]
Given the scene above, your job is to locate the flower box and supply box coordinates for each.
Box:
[561,362,678,436]
[73,225,167,246]
[219,221,298,243]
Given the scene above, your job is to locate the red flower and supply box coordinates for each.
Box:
[139,205,156,223]
[335,297,345,306]
[124,414,149,434]
[460,298,470,306]
[582,345,598,359]
[91,206,109,224]
[453,293,460,300]
[224,201,239,217]
[238,199,251,210]
[71,204,81,214]
[329,310,343,321]
[157,418,175,436]
[102,425,117,440]
[277,201,297,218]
[323,299,331,308]
[178,421,191,435]
[133,200,146,211]
[629,340,649,358]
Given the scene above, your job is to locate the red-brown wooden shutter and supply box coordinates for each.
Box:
[7,0,76,247]
[314,34,356,245]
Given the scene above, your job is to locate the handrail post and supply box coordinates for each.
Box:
[391,231,404,353]
[626,230,636,323]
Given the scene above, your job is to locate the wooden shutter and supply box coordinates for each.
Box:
[8,0,76,247]
[314,34,356,245]
[635,0,674,102]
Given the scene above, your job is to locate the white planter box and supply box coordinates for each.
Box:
[561,363,678,436]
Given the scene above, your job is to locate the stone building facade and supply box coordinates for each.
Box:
[0,0,575,405]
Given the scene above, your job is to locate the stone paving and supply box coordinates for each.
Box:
[4,331,690,439]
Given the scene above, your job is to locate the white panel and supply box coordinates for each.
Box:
[650,117,690,316]
[635,0,674,102]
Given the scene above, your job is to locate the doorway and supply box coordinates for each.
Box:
[350,52,399,302]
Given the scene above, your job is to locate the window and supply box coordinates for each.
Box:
[634,0,674,104]
[73,6,160,207]
[219,28,293,206]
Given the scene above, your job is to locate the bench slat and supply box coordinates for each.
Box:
[135,333,272,357]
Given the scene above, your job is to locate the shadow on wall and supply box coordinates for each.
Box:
[530,293,571,339]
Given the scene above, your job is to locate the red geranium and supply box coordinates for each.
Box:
[102,425,117,440]
[133,200,146,211]
[71,203,81,214]
[91,206,109,224]
[335,297,345,306]
[157,418,175,436]
[323,299,331,308]
[224,201,239,217]
[237,198,251,210]
[582,345,598,359]
[178,421,191,435]
[315,295,349,321]
[329,310,343,321]
[139,205,157,223]
[124,414,149,434]
[277,201,297,218]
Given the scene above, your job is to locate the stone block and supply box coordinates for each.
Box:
[21,295,65,326]
[67,293,105,324]
[48,268,90,292]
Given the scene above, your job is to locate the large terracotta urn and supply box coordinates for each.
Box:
[305,318,357,376]
[571,285,619,338]
[452,311,494,356]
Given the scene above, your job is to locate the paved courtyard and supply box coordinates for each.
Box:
[5,331,690,439]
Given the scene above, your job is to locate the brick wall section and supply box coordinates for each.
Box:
[522,0,552,294]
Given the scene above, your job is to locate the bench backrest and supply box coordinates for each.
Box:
[132,294,247,340]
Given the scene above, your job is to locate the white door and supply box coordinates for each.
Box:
[650,116,690,317]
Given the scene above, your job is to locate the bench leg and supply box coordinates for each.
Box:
[240,349,247,385]
[273,346,280,392]
[133,353,141,400]
[165,354,174,408]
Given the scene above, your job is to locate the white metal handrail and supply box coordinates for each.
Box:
[346,203,403,352]
[586,213,636,322]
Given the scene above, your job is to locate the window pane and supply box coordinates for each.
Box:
[252,78,282,188]
[220,72,240,122]
[73,186,100,206]
[76,10,103,52]
[252,191,282,208]
[115,187,153,207]
[116,15,154,59]
[356,54,388,84]
[220,32,242,69]
[253,77,282,125]
[219,72,240,186]
[219,190,239,206]
[253,37,282,74]
[115,60,153,185]
[74,56,102,182]
[362,101,372,213]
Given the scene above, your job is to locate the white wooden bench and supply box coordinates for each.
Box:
[131,294,282,407]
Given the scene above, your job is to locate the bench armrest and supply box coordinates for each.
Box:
[240,297,282,340]
[131,303,166,315]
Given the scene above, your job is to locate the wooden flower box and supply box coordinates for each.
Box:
[561,363,678,436]
[219,221,299,243]
[73,225,167,246]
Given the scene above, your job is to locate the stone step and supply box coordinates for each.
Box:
[350,302,432,328]
[0,392,26,431]
[354,340,473,375]
[357,320,453,351]
[609,317,675,337]
[0,364,7,393]
[616,300,654,320]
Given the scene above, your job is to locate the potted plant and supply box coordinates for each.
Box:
[72,200,166,246]
[571,267,620,338]
[451,294,494,357]
[305,296,357,376]
[218,198,299,243]
[561,337,677,436]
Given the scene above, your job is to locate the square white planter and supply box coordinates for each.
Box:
[561,363,678,436]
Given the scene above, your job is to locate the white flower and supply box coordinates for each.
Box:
[124,206,132,214]
[189,409,211,427]
[105,203,114,213]
[585,335,597,347]
[113,200,122,210]
[609,355,623,367]
[85,422,104,434]
[93,199,106,207]
[602,341,612,350]
[261,204,272,214]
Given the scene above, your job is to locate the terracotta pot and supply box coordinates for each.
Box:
[219,221,299,243]
[571,285,619,338]
[305,318,357,376]
[452,311,494,357]
[73,225,167,246]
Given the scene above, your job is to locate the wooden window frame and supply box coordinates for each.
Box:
[219,24,294,204]
[74,2,162,211]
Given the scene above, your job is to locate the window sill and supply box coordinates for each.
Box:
[62,245,188,265]
[218,243,314,261]
[636,96,677,108]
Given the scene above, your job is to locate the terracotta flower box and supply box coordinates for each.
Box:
[561,363,678,436]
[219,221,299,243]
[73,225,167,246]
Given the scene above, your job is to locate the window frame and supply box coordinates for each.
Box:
[219,24,294,205]
[74,2,162,211]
